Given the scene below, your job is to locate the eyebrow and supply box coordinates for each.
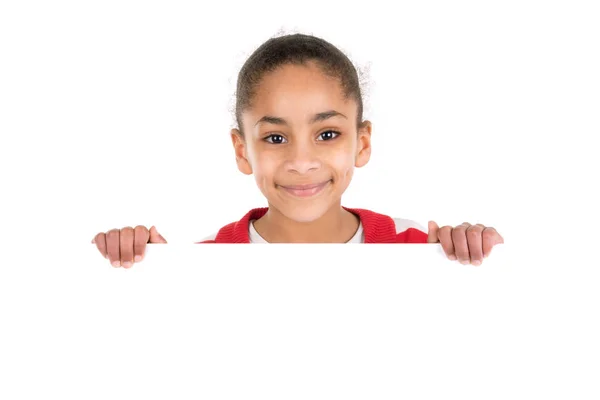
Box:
[254,110,347,127]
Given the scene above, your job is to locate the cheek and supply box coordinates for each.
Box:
[329,146,356,179]
[250,150,280,184]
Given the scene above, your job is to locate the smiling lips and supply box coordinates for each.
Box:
[279,180,331,198]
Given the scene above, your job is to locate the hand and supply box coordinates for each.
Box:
[427,221,503,266]
[91,225,167,268]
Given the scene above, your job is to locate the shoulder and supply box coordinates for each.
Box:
[391,217,429,243]
[391,217,427,235]
[195,221,236,244]
[344,207,428,243]
[195,208,268,244]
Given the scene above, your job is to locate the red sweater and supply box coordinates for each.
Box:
[197,207,428,244]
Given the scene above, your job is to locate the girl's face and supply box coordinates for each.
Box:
[232,61,372,223]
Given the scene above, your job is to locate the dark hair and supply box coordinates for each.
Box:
[234,33,365,136]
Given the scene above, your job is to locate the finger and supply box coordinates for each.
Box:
[134,225,150,262]
[120,227,135,269]
[105,229,121,268]
[427,221,440,243]
[149,226,167,243]
[93,233,108,259]
[437,226,456,260]
[482,227,502,257]
[452,223,471,264]
[466,224,485,266]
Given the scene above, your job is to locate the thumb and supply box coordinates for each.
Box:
[148,226,168,243]
[427,221,440,243]
[497,233,505,245]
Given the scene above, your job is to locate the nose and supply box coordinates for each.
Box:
[285,141,321,175]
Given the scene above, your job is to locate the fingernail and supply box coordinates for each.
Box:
[112,261,120,267]
[134,256,142,262]
[449,255,457,261]
[123,262,132,268]
[460,259,469,265]
[472,260,481,266]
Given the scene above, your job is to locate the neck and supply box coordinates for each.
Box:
[253,203,360,243]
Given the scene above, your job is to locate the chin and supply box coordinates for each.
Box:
[277,202,333,223]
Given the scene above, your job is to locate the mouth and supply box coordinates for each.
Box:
[278,180,332,198]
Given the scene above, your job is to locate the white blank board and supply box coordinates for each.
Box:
[1,244,599,399]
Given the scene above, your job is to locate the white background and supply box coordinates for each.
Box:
[2,0,598,247]
[1,0,599,398]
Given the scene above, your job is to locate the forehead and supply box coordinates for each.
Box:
[248,62,355,117]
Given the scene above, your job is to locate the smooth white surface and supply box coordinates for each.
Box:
[1,244,599,399]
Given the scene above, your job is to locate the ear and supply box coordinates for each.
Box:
[231,128,253,175]
[355,120,372,168]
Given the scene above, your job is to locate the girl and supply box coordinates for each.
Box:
[92,33,504,268]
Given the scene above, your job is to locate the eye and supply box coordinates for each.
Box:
[264,134,287,144]
[317,130,340,141]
